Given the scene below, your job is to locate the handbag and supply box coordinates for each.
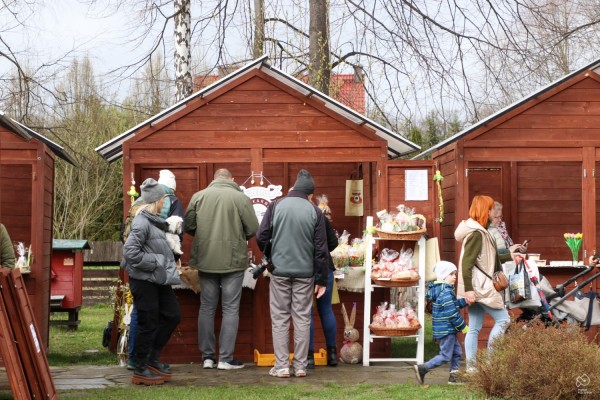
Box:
[509,259,531,303]
[474,264,508,292]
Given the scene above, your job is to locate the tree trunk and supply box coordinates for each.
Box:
[174,0,192,102]
[253,0,265,58]
[309,0,330,95]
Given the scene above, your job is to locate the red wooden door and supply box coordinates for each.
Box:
[466,162,512,230]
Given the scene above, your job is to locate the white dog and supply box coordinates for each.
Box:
[165,215,183,255]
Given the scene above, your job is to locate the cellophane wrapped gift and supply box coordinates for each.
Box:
[331,230,351,269]
[375,204,426,233]
[371,248,417,280]
[370,302,420,328]
[348,238,366,267]
[14,242,31,273]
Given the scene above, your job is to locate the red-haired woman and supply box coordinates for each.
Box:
[455,195,513,372]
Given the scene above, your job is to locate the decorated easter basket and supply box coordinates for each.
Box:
[369,324,421,337]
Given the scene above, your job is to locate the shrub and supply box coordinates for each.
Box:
[467,319,600,399]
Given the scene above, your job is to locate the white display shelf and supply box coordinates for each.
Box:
[362,216,426,366]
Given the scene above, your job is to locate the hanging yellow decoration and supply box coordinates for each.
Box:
[433,170,444,223]
[127,173,139,204]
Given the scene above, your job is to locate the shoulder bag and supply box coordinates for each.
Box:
[473,264,508,292]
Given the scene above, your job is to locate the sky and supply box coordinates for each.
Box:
[1,0,176,99]
[4,2,129,71]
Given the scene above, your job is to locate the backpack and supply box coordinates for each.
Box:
[120,201,145,243]
[102,320,113,348]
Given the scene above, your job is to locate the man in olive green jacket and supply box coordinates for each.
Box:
[184,168,258,370]
[0,223,15,268]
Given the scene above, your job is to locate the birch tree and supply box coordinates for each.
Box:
[174,0,192,101]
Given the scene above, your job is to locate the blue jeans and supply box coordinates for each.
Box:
[309,270,337,352]
[128,305,138,361]
[198,270,244,363]
[465,302,510,366]
[425,333,461,371]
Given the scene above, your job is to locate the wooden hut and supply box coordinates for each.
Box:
[96,56,439,363]
[0,112,77,347]
[415,59,600,343]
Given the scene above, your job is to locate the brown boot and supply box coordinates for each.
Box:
[131,367,165,386]
[147,360,172,381]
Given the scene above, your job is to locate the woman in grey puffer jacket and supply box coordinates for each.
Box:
[122,178,181,386]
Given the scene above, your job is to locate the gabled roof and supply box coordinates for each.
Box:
[52,239,90,250]
[0,112,78,166]
[96,55,420,162]
[412,58,600,159]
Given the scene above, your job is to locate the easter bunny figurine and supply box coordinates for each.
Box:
[340,302,363,364]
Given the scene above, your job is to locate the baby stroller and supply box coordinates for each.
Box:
[517,266,600,329]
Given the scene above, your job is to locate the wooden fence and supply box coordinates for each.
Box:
[82,267,120,307]
[82,241,122,306]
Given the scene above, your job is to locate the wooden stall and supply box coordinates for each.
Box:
[97,56,438,363]
[415,59,600,344]
[0,113,76,347]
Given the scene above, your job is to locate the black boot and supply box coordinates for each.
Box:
[307,351,315,369]
[327,346,338,367]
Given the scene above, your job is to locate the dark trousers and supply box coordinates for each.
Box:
[129,278,180,368]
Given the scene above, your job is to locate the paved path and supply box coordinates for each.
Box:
[1,362,452,391]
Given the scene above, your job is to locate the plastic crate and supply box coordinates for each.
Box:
[253,348,327,366]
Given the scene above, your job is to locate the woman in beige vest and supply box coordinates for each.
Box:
[455,195,512,372]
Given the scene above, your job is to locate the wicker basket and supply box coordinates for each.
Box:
[371,275,420,287]
[374,227,426,241]
[369,324,421,337]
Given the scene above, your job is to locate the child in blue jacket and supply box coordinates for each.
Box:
[414,261,468,385]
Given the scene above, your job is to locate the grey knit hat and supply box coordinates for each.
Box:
[293,169,315,195]
[140,178,165,203]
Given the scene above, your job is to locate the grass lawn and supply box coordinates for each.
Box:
[47,303,116,366]
[1,304,488,400]
[59,383,484,400]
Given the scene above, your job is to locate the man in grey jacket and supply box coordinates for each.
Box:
[184,168,259,370]
[256,169,328,378]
